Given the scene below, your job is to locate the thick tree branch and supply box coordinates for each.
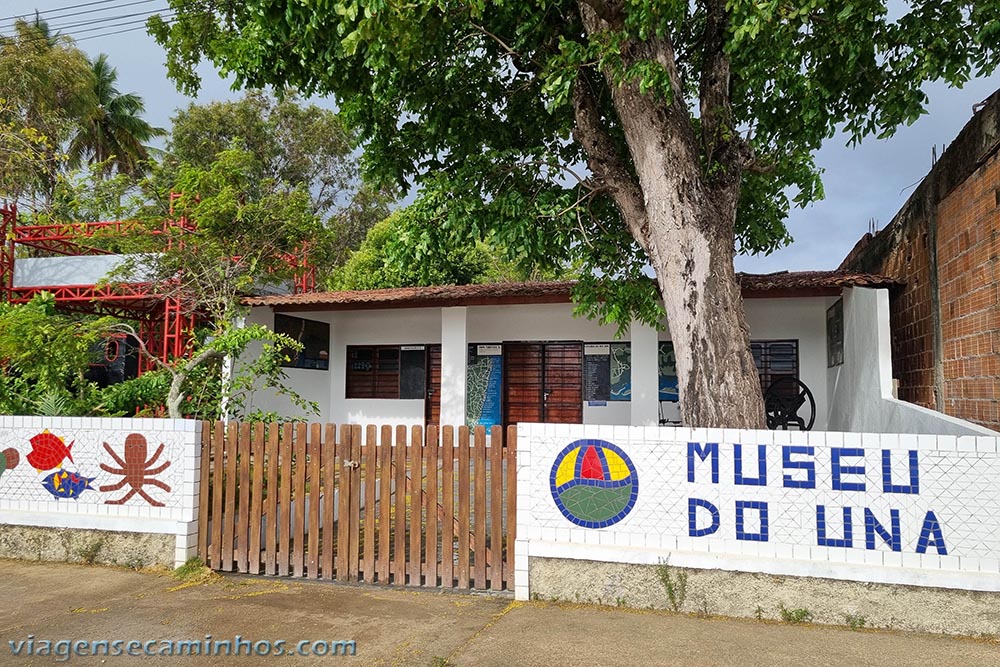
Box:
[570,73,650,250]
[578,0,621,26]
[699,0,736,171]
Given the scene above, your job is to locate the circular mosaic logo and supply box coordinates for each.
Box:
[550,439,638,528]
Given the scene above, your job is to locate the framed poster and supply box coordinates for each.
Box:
[658,341,679,402]
[467,344,502,427]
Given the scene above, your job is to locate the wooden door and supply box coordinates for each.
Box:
[503,342,582,426]
[503,343,544,425]
[425,344,442,425]
[542,343,583,423]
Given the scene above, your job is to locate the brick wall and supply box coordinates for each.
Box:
[937,152,1000,427]
[840,89,1000,432]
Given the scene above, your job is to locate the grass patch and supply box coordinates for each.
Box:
[656,557,688,612]
[172,557,216,583]
[845,613,867,631]
[778,605,813,624]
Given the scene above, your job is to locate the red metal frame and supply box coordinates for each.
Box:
[0,200,315,373]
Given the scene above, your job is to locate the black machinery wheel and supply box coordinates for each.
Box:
[763,376,816,431]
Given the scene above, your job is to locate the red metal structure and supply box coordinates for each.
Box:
[0,200,316,374]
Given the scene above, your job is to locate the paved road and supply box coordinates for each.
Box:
[0,560,996,666]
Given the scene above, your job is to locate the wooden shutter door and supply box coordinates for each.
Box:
[542,343,583,424]
[503,343,544,425]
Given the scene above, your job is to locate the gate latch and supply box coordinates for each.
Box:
[343,459,360,469]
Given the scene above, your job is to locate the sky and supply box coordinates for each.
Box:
[4,0,1000,274]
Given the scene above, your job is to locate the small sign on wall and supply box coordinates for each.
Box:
[583,343,630,402]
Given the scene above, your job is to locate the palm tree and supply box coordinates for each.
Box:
[68,54,165,177]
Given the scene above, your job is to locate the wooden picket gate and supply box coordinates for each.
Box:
[198,422,516,591]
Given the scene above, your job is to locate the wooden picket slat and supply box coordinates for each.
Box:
[197,422,211,562]
[473,426,488,589]
[307,424,322,579]
[321,423,337,580]
[248,423,265,574]
[291,423,307,577]
[236,422,251,573]
[407,425,423,585]
[363,425,377,582]
[377,425,392,583]
[220,422,238,571]
[277,423,293,576]
[440,426,455,588]
[457,426,471,589]
[210,422,225,569]
[348,424,362,581]
[336,424,352,582]
[393,425,407,584]
[264,423,280,576]
[425,425,439,587]
[505,424,517,590]
[489,425,503,590]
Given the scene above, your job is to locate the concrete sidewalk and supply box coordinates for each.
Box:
[0,560,996,666]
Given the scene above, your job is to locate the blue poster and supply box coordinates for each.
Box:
[659,341,679,401]
[610,343,631,401]
[467,346,503,428]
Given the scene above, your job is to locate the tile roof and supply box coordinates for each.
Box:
[244,271,900,310]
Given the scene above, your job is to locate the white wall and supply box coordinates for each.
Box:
[0,416,202,566]
[243,308,334,423]
[440,307,468,427]
[827,288,995,436]
[515,423,1000,599]
[245,307,440,427]
[743,295,833,431]
[248,296,835,429]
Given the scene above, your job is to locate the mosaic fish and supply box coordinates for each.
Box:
[41,470,95,500]
[0,447,19,480]
[26,431,74,471]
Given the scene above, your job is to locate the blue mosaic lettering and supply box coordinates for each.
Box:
[882,450,919,494]
[864,508,901,551]
[687,442,719,484]
[782,446,816,489]
[816,505,853,548]
[734,444,767,486]
[916,511,948,555]
[688,498,720,537]
[735,500,769,542]
[831,448,866,492]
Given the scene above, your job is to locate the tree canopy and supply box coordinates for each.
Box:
[0,19,94,204]
[1,19,164,207]
[164,91,393,262]
[151,1,999,427]
[332,206,567,290]
[68,54,165,177]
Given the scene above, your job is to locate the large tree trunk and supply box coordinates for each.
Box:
[575,3,765,429]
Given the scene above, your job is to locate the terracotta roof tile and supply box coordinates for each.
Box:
[244,271,900,310]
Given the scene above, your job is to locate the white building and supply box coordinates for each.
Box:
[243,272,994,436]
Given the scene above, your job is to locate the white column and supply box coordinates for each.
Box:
[440,306,468,427]
[630,319,660,426]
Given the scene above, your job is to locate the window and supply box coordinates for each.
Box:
[346,345,431,399]
[274,314,329,370]
[751,340,799,392]
[827,299,844,367]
